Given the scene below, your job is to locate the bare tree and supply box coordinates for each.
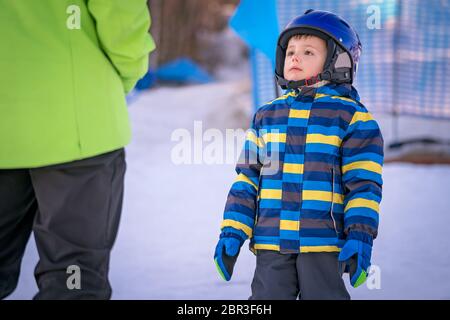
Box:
[148,0,240,71]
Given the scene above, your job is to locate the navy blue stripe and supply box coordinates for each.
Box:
[306,152,340,162]
[301,209,332,220]
[312,101,356,112]
[285,144,305,154]
[258,208,282,218]
[349,129,382,139]
[308,116,347,131]
[282,201,302,211]
[225,203,255,218]
[342,145,383,156]
[345,216,378,229]
[286,126,307,135]
[279,239,300,250]
[254,226,279,237]
[282,182,302,192]
[262,117,290,125]
[300,228,337,237]
[261,171,284,180]
[349,184,382,198]
[303,171,332,181]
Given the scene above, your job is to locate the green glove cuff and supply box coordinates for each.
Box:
[353,269,368,288]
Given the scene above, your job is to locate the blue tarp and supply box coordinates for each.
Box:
[155,58,213,84]
[229,0,279,66]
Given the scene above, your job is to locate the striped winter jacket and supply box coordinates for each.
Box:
[220,83,384,254]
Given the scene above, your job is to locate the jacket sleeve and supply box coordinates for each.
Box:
[341,108,384,244]
[220,113,264,241]
[87,0,156,93]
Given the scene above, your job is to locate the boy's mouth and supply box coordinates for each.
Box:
[290,67,303,72]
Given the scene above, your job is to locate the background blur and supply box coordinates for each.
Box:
[9,0,450,299]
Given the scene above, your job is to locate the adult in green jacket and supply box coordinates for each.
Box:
[0,0,155,168]
[0,0,155,299]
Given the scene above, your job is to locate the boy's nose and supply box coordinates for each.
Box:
[291,54,300,63]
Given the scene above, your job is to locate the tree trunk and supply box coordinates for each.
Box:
[148,0,240,70]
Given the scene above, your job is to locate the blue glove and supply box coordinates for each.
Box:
[214,231,244,281]
[338,231,373,288]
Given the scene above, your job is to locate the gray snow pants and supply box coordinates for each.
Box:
[249,250,350,300]
[0,148,126,300]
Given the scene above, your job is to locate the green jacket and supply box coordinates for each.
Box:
[0,0,155,168]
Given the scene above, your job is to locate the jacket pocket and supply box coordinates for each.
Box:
[253,174,263,231]
[330,167,338,236]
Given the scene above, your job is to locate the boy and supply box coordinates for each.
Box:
[214,9,383,300]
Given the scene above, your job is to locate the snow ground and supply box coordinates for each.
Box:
[8,80,450,300]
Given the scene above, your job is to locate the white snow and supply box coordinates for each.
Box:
[7,79,450,300]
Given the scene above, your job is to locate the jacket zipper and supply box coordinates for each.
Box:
[254,170,263,228]
[330,167,338,236]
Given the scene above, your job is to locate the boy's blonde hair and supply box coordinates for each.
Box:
[289,34,328,49]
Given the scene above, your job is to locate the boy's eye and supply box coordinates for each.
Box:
[287,51,294,56]
[305,50,314,56]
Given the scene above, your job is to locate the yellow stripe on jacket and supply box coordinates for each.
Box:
[245,130,264,148]
[288,109,310,119]
[342,160,382,175]
[306,133,342,147]
[280,220,300,231]
[262,132,287,144]
[234,173,258,190]
[221,219,253,238]
[260,189,282,199]
[349,111,374,125]
[345,198,380,213]
[283,163,304,174]
[303,190,344,204]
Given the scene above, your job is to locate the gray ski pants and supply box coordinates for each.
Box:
[0,149,126,300]
[249,250,350,300]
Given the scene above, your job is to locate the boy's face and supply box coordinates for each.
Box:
[283,35,327,82]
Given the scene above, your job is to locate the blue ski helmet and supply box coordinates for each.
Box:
[275,9,362,89]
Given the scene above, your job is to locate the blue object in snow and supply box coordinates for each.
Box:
[135,69,157,90]
[155,58,213,84]
[229,0,279,66]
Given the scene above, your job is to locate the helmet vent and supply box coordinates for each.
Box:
[335,52,351,68]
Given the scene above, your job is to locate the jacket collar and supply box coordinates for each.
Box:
[313,83,361,101]
[286,82,360,102]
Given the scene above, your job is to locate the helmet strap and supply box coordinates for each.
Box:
[276,73,325,90]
